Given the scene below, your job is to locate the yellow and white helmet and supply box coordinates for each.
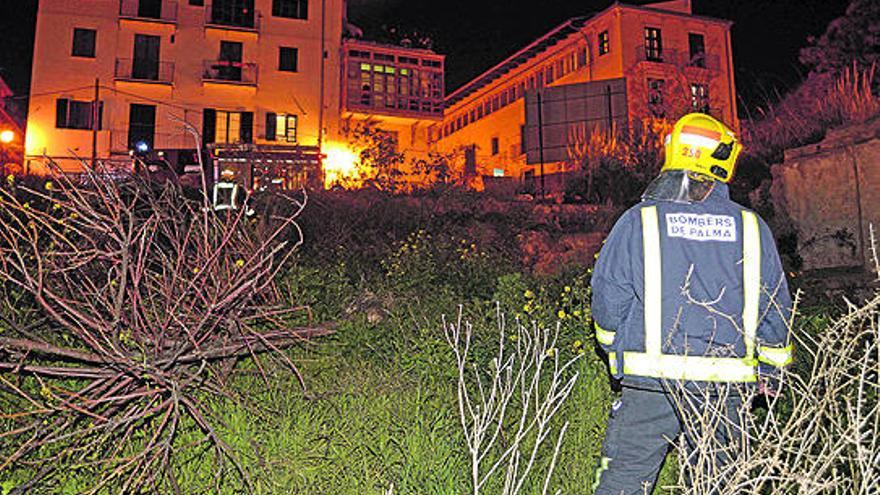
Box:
[662,113,742,183]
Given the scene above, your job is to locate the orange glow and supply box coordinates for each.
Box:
[0,130,14,144]
[323,142,361,188]
[24,124,47,156]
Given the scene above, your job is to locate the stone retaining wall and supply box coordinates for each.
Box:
[771,117,880,271]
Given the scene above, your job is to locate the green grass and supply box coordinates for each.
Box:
[2,230,677,495]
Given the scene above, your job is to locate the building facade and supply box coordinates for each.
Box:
[25,0,345,178]
[24,0,735,190]
[435,0,737,182]
[336,38,444,185]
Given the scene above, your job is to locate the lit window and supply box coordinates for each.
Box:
[493,168,504,177]
[690,83,710,113]
[598,31,609,56]
[645,27,663,61]
[214,110,253,144]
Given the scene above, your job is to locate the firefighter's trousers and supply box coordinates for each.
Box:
[592,384,745,495]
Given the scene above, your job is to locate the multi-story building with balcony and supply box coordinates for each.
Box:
[25,0,345,182]
[339,38,444,183]
[435,0,737,184]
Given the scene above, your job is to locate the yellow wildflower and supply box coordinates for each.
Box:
[235,259,245,268]
[564,286,571,292]
[524,290,535,299]
[45,181,53,191]
[557,309,566,319]
[545,348,556,358]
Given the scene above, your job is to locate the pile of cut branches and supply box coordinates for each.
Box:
[0,161,330,493]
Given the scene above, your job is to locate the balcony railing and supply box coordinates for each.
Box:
[202,60,258,85]
[205,6,260,31]
[115,58,175,84]
[634,47,721,72]
[119,0,178,23]
[634,46,678,65]
[682,52,721,72]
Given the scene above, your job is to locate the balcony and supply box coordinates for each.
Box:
[119,0,178,23]
[202,60,258,86]
[682,52,721,72]
[205,6,260,32]
[115,58,175,84]
[634,46,678,65]
[634,47,721,72]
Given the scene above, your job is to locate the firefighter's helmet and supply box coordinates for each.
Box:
[662,113,742,183]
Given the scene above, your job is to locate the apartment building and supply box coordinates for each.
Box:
[435,0,737,182]
[339,38,444,183]
[25,0,345,179]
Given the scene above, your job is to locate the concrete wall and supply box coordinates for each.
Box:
[771,117,880,272]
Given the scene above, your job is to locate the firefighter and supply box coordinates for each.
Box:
[590,113,793,494]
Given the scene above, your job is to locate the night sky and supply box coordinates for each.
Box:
[0,0,851,113]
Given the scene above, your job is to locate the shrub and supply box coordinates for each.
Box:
[0,164,326,493]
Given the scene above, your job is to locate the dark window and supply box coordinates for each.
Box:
[72,28,96,58]
[132,34,161,80]
[210,0,255,28]
[56,98,102,130]
[279,47,298,72]
[578,47,588,67]
[645,27,662,61]
[464,145,476,176]
[128,103,156,150]
[491,137,499,155]
[265,112,276,140]
[216,41,243,81]
[598,31,609,56]
[189,0,204,5]
[647,78,665,117]
[688,33,706,68]
[272,0,307,19]
[690,83,710,113]
[520,125,527,154]
[137,0,163,19]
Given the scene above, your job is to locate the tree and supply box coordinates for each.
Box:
[800,0,880,76]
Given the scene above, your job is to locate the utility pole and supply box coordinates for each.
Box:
[91,78,99,169]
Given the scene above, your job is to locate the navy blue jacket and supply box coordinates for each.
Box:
[590,183,792,388]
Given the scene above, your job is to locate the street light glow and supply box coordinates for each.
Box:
[0,130,14,144]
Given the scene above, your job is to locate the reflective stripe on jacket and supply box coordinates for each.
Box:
[590,183,792,385]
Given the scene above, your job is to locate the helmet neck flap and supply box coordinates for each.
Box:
[642,170,716,204]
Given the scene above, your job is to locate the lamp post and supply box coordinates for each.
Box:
[0,129,13,144]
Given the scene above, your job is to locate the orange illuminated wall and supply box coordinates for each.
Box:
[25,0,345,174]
[435,0,737,182]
